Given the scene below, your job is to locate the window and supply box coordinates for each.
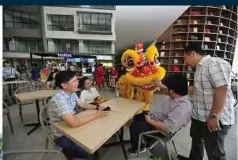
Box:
[47,39,79,53]
[84,41,111,54]
[3,38,14,51]
[79,13,112,31]
[47,15,74,31]
[3,9,39,29]
[14,38,43,52]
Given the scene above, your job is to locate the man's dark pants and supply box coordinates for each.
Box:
[56,136,90,160]
[189,118,231,160]
[130,113,155,150]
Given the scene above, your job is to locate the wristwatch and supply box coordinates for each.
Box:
[209,114,218,119]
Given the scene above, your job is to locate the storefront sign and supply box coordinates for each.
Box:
[57,52,72,58]
[96,55,113,60]
[66,58,74,62]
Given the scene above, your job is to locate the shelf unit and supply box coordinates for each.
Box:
[157,5,238,86]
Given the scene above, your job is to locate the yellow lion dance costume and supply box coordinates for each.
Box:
[116,43,166,114]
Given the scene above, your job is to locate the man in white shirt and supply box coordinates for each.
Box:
[178,43,235,160]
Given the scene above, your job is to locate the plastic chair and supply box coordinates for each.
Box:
[137,129,181,160]
[39,103,88,160]
[3,101,14,134]
[39,104,56,150]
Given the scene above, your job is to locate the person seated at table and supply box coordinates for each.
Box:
[128,75,192,155]
[48,70,108,160]
[46,69,59,89]
[3,61,20,80]
[79,76,101,104]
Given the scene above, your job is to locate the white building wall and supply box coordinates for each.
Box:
[42,6,116,41]
[232,40,238,73]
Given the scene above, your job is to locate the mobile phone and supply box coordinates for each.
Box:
[103,106,111,111]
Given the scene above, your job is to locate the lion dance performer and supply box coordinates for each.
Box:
[116,43,166,115]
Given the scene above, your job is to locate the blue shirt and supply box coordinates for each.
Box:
[3,67,20,79]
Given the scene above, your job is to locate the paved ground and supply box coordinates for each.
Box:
[3,91,237,160]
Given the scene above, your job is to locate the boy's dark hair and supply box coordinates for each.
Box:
[184,43,207,56]
[164,75,188,96]
[55,71,76,89]
[79,76,90,89]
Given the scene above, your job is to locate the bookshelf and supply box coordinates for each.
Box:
[157,5,238,86]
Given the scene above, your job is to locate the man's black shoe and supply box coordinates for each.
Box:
[177,155,190,160]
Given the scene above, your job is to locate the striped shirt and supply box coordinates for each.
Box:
[192,55,235,125]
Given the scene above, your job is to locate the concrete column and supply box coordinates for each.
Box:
[40,6,48,53]
[78,40,84,53]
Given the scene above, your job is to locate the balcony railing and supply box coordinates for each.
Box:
[77,24,112,35]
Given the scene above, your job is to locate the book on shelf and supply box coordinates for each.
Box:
[193,20,198,24]
[161,45,165,49]
[190,35,198,40]
[175,36,182,41]
[209,12,214,16]
[207,21,212,25]
[160,59,165,64]
[204,37,211,41]
[205,28,211,33]
[193,27,198,32]
[160,52,165,57]
[191,11,201,16]
[188,67,192,72]
[186,73,191,79]
[172,65,181,72]
[173,59,179,64]
[177,20,183,25]
[224,53,228,59]
[175,53,180,57]
[204,45,208,49]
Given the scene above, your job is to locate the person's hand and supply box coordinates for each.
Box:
[98,105,109,111]
[152,80,160,87]
[95,111,108,119]
[145,114,152,123]
[207,118,220,132]
[152,80,167,92]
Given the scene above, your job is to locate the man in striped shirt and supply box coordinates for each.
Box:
[179,43,235,160]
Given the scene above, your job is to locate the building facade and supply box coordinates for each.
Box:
[3,5,116,68]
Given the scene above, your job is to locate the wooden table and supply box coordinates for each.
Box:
[102,97,146,118]
[15,90,56,135]
[54,97,145,159]
[15,90,56,103]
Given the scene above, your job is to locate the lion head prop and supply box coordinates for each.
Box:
[116,43,166,114]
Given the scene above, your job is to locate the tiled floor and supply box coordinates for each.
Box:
[3,91,238,160]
